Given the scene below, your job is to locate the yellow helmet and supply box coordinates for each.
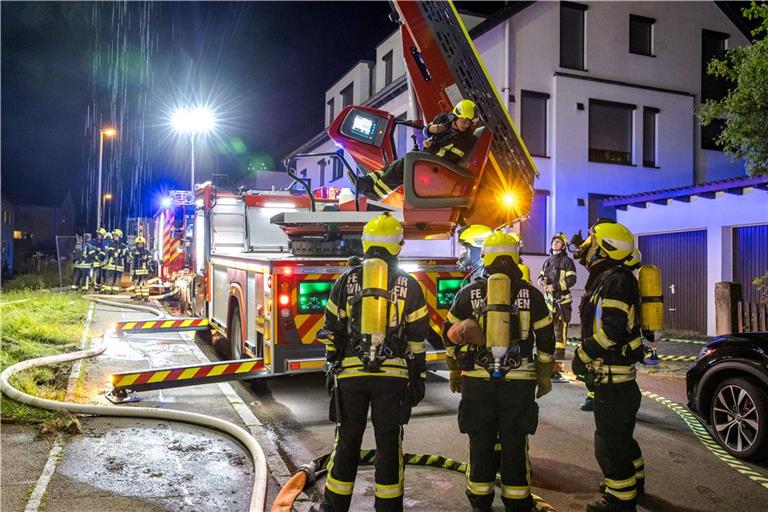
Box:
[481,231,521,266]
[361,213,404,256]
[551,232,568,247]
[135,236,146,245]
[518,263,531,283]
[591,221,635,262]
[458,224,492,248]
[97,227,107,236]
[452,99,477,121]
[112,229,123,238]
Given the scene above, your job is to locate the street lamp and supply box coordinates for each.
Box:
[97,127,116,229]
[102,193,113,227]
[171,107,215,192]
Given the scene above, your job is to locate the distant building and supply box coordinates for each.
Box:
[1,196,16,276]
[13,192,76,272]
[284,2,766,334]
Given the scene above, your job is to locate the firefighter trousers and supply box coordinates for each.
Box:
[553,302,571,360]
[459,378,538,512]
[323,376,408,512]
[73,267,90,290]
[593,380,643,507]
[132,274,149,298]
[357,159,405,201]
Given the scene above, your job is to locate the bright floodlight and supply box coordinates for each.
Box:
[101,127,117,137]
[171,107,216,134]
[161,197,173,208]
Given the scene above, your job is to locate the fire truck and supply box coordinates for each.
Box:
[155,0,538,377]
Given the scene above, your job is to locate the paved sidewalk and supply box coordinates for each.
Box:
[2,299,270,512]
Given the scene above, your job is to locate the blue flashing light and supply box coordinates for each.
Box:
[161,197,173,209]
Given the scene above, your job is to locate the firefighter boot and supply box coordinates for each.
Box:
[586,496,636,512]
[580,395,594,411]
[599,480,644,496]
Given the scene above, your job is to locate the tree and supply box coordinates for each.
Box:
[698,2,768,177]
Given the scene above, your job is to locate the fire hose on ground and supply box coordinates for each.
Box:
[0,296,268,512]
[272,449,556,512]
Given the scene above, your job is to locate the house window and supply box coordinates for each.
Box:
[340,83,354,108]
[589,99,635,165]
[521,91,549,157]
[701,29,729,102]
[643,107,659,167]
[520,191,548,255]
[701,118,725,151]
[327,98,335,126]
[382,50,394,86]
[331,159,343,182]
[629,15,654,56]
[560,2,587,70]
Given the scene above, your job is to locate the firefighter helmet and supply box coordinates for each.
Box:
[551,232,568,247]
[481,231,521,267]
[97,227,107,237]
[361,213,404,256]
[590,220,634,262]
[458,224,492,248]
[452,99,477,121]
[113,229,123,238]
[135,236,146,245]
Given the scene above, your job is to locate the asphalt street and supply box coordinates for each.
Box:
[237,355,768,512]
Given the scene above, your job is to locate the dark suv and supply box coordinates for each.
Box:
[687,332,768,461]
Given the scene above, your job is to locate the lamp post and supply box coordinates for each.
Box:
[171,107,215,192]
[102,193,113,227]
[97,127,116,229]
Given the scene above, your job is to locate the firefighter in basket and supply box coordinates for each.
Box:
[571,220,647,512]
[354,99,480,202]
[312,213,429,512]
[443,231,556,512]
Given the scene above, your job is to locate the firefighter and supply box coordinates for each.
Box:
[107,229,126,293]
[538,232,577,383]
[580,248,641,412]
[354,99,480,201]
[313,213,429,512]
[71,236,91,291]
[101,232,117,294]
[90,228,107,292]
[131,236,151,301]
[443,231,555,512]
[571,220,645,512]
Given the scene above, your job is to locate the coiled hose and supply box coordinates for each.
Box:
[272,449,555,512]
[0,296,268,511]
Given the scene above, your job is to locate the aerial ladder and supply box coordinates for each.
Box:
[276,0,538,249]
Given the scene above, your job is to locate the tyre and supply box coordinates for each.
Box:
[709,377,768,460]
[229,307,243,360]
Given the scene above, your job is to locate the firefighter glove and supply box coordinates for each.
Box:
[409,378,425,407]
[535,359,554,398]
[447,318,485,346]
[446,356,462,393]
[571,346,591,379]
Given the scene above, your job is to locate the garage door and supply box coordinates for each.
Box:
[733,224,768,304]
[638,230,707,333]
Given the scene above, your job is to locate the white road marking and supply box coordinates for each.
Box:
[25,301,95,512]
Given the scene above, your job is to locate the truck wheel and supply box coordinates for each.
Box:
[710,377,768,461]
[229,308,243,360]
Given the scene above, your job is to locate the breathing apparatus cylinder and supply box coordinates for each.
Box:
[638,264,663,331]
[361,258,389,369]
[486,273,511,378]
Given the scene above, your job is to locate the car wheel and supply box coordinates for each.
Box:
[229,308,243,360]
[709,377,768,460]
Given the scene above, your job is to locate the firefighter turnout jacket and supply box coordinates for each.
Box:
[575,262,644,385]
[538,251,577,305]
[322,263,430,380]
[443,276,556,380]
[423,112,478,163]
[131,247,151,276]
[73,243,90,269]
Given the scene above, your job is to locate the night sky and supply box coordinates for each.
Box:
[0,1,418,227]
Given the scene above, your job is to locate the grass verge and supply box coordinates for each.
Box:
[1,290,89,425]
[2,265,73,292]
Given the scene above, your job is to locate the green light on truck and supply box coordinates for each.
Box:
[437,278,464,309]
[298,280,334,314]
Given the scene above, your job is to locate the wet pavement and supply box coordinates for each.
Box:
[4,302,768,512]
